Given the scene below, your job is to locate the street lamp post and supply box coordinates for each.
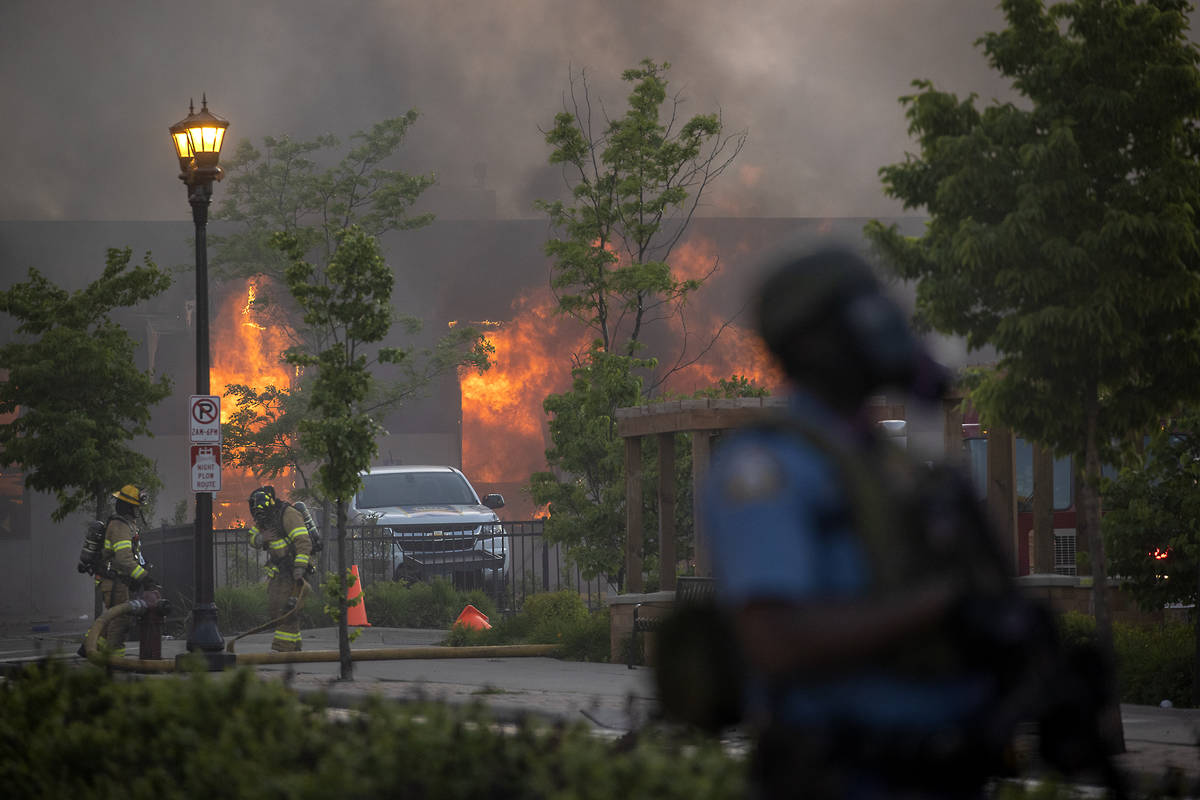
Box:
[170,95,235,669]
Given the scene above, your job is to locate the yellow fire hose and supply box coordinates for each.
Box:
[82,594,560,672]
[83,598,178,672]
[226,578,312,653]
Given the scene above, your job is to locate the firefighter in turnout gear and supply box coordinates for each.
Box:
[93,484,156,656]
[247,485,312,652]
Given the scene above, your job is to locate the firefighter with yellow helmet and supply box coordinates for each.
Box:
[91,484,156,656]
[247,485,312,652]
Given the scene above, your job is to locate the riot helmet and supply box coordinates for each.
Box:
[249,485,279,526]
[754,247,928,409]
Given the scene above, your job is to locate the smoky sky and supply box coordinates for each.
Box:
[1,0,1017,222]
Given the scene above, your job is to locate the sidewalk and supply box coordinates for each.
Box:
[3,625,1197,791]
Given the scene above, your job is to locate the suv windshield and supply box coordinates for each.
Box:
[356,471,477,509]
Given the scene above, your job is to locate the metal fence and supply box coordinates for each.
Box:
[207,520,615,613]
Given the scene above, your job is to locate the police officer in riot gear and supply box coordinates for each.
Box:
[247,485,312,652]
[701,246,1022,798]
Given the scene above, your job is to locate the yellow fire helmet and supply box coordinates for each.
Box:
[112,484,144,506]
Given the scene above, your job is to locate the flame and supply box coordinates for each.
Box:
[458,235,784,520]
[461,289,590,486]
[672,236,717,282]
[662,322,783,396]
[209,277,295,528]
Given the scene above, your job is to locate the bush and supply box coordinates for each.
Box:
[215,584,268,632]
[1113,620,1195,707]
[215,581,326,634]
[1053,612,1196,707]
[443,590,611,662]
[365,577,497,628]
[218,577,498,632]
[0,661,745,800]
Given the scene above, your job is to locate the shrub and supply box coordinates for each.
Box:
[442,590,611,662]
[215,584,268,632]
[0,661,745,799]
[346,577,496,628]
[521,589,590,641]
[216,581,325,633]
[220,577,499,632]
[1113,620,1195,707]
[1052,612,1196,707]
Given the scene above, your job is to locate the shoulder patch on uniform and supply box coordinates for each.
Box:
[721,445,785,503]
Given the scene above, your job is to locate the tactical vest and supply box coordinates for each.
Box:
[758,417,1015,678]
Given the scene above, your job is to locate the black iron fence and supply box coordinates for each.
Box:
[191,520,614,613]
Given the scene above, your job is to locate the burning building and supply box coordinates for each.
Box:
[0,215,933,624]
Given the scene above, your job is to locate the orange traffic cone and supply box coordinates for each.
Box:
[346,564,371,627]
[454,604,491,630]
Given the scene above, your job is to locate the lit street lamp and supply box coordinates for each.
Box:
[170,95,234,669]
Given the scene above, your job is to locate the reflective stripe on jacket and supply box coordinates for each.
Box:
[248,506,312,570]
[104,515,146,583]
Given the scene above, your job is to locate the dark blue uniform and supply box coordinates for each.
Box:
[702,392,992,797]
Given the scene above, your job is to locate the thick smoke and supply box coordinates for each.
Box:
[1,0,1013,222]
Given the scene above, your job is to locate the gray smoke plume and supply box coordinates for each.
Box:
[1,0,1019,222]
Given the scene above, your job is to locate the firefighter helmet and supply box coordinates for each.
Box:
[249,486,279,524]
[112,484,144,506]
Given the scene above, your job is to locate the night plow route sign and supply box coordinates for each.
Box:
[190,445,222,492]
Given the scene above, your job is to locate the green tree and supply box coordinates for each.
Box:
[531,344,652,581]
[1103,417,1200,706]
[0,248,172,521]
[532,60,745,590]
[537,59,744,367]
[866,0,1200,749]
[222,383,312,491]
[214,114,435,287]
[213,116,490,489]
[274,226,403,680]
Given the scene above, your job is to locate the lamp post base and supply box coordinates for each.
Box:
[182,602,235,670]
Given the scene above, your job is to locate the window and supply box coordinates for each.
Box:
[1054,529,1077,576]
[356,471,477,508]
[966,438,988,500]
[965,436,1073,510]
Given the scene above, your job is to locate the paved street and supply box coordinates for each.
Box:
[3,624,1197,794]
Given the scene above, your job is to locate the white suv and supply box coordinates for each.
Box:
[348,465,506,582]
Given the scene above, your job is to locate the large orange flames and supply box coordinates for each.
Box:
[208,235,782,526]
[460,235,783,519]
[460,292,589,485]
[210,279,294,529]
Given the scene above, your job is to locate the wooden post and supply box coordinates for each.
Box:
[625,436,643,592]
[691,431,713,577]
[1032,443,1055,574]
[657,433,676,591]
[942,394,965,467]
[986,426,1019,574]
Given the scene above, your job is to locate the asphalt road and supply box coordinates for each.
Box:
[3,624,1197,794]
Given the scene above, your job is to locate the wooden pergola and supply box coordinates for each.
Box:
[613,392,1037,593]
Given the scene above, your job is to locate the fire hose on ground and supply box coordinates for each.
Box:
[82,586,560,672]
[225,577,313,653]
